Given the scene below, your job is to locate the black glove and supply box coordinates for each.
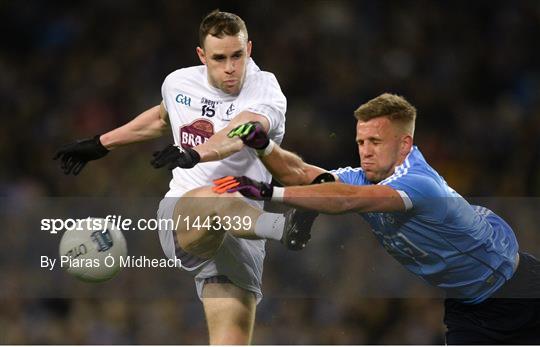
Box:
[227,121,270,150]
[53,135,109,175]
[151,144,201,170]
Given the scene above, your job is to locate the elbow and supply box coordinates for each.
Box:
[278,168,311,187]
[338,199,358,213]
[290,166,320,186]
[157,118,169,133]
[143,118,168,138]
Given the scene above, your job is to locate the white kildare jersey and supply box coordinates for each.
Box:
[161,58,286,197]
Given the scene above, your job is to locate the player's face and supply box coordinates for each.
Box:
[356,117,410,183]
[197,32,252,95]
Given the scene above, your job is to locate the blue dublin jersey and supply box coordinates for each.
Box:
[333,146,518,304]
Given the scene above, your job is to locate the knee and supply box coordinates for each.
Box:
[177,235,195,254]
[183,187,242,217]
[183,186,220,198]
[184,186,242,200]
[177,232,224,259]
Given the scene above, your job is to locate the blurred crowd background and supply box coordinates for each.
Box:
[1,0,540,344]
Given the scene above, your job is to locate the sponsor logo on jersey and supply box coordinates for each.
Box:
[226,103,235,116]
[200,97,222,107]
[179,119,214,148]
[200,97,222,118]
[176,93,192,106]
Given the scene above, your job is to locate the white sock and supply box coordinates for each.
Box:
[254,212,285,241]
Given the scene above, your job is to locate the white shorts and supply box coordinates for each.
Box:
[157,196,265,302]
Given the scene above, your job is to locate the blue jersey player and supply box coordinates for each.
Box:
[216,93,540,344]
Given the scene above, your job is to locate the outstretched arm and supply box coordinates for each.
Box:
[193,111,270,162]
[280,182,405,213]
[150,111,274,171]
[260,144,330,186]
[100,102,169,150]
[228,121,333,186]
[54,102,169,175]
[213,176,405,214]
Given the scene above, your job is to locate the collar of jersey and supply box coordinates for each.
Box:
[377,146,416,185]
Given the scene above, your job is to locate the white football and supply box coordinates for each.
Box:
[59,217,127,282]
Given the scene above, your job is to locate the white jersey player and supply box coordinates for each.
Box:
[161,57,285,196]
[54,10,306,344]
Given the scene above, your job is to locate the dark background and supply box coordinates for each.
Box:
[1,0,539,344]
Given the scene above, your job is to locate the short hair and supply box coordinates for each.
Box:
[354,93,417,136]
[199,9,248,48]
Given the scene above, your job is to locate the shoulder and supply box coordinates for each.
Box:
[240,68,286,116]
[377,168,446,215]
[245,70,283,92]
[333,166,364,175]
[379,150,444,196]
[381,147,443,192]
[382,171,442,195]
[162,65,205,89]
[332,166,368,185]
[243,59,281,90]
[378,165,456,223]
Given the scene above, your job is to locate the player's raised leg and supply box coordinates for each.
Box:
[173,186,286,258]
